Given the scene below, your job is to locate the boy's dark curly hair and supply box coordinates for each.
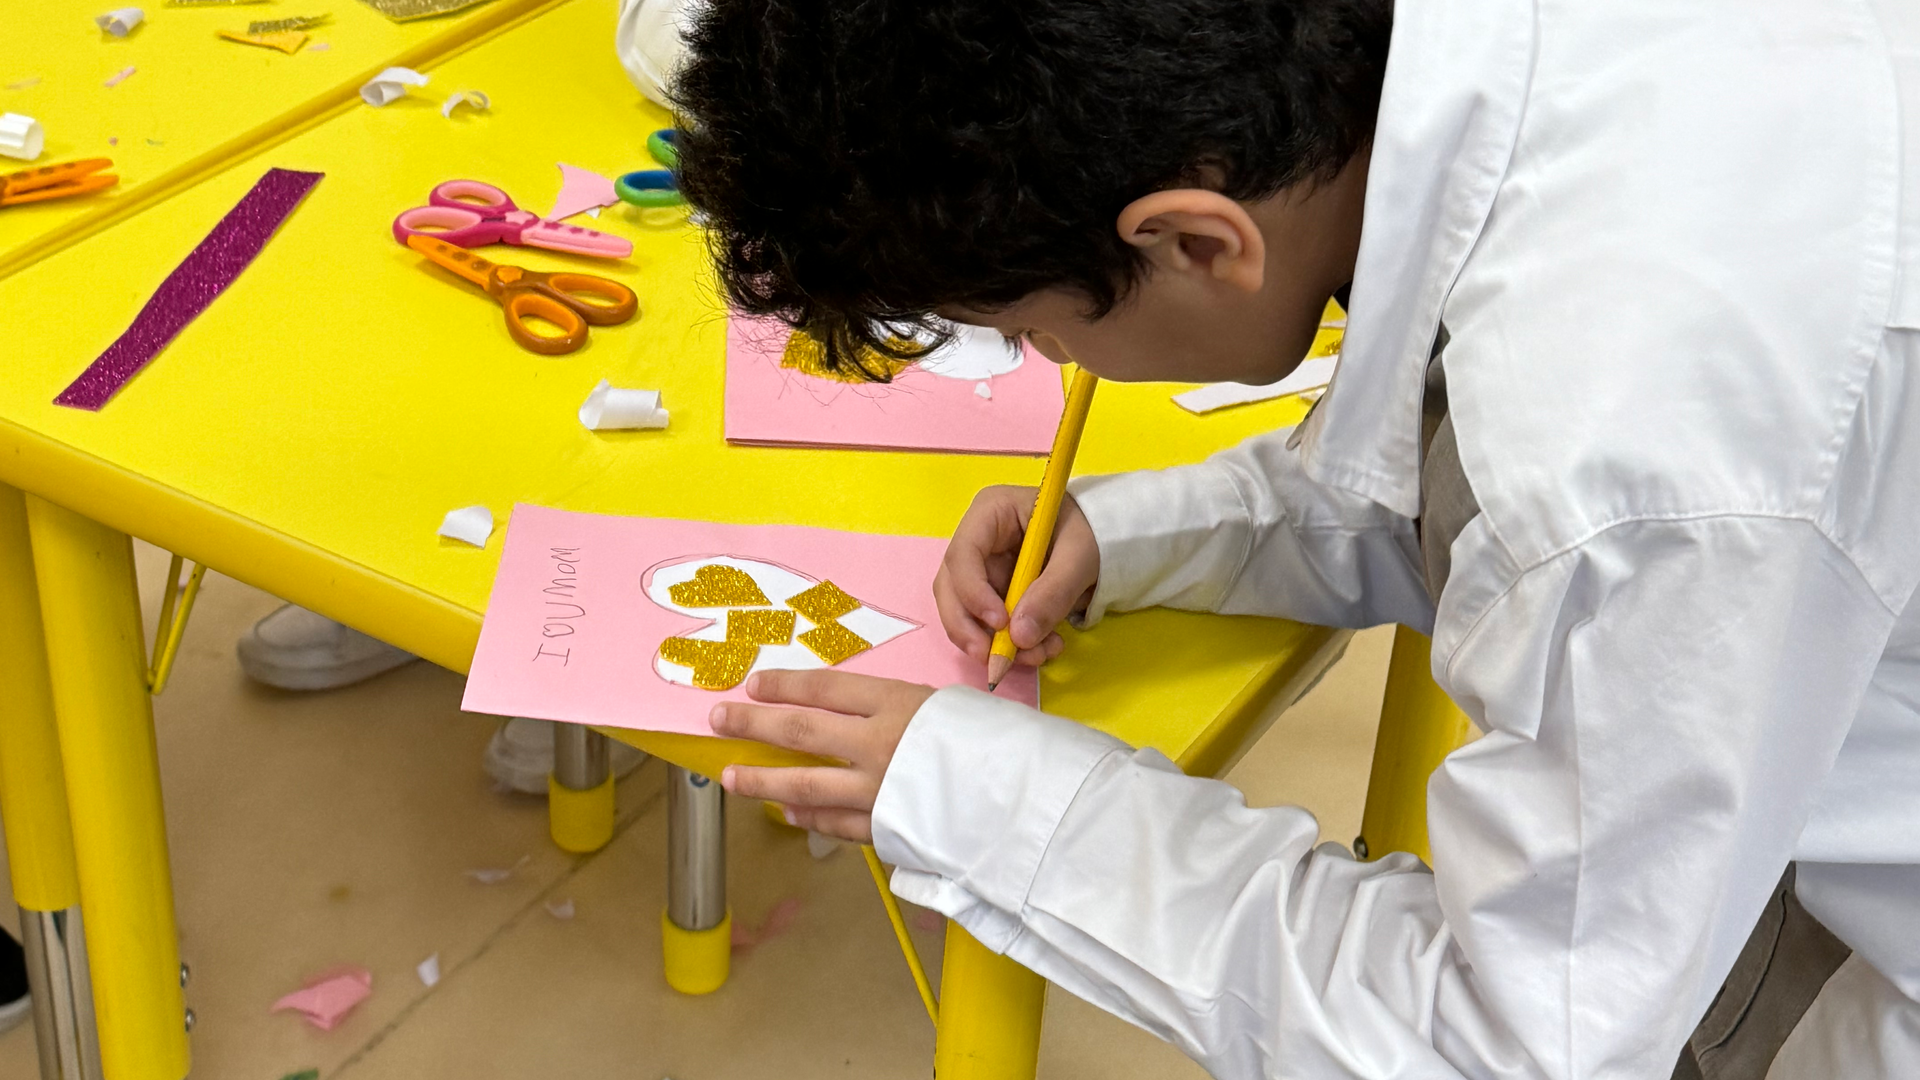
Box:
[673,0,1392,378]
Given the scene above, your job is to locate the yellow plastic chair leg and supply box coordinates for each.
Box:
[1357,625,1474,864]
[26,496,190,1080]
[934,925,1046,1080]
[660,908,732,995]
[547,773,615,853]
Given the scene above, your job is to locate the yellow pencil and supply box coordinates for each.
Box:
[987,365,1100,690]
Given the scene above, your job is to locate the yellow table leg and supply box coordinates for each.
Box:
[1356,625,1474,863]
[1,483,104,1080]
[934,925,1046,1080]
[26,496,189,1080]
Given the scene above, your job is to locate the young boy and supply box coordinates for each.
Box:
[621,1,1920,1077]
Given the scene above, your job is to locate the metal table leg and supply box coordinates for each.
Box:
[0,485,101,1080]
[934,927,1046,1079]
[26,496,189,1080]
[661,765,729,995]
[548,725,614,853]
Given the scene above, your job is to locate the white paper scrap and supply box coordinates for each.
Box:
[94,7,144,35]
[807,830,842,860]
[359,67,429,107]
[0,113,44,161]
[973,381,992,400]
[544,898,575,920]
[416,953,441,988]
[465,855,528,885]
[440,89,489,118]
[579,380,668,431]
[1171,354,1339,415]
[438,505,494,548]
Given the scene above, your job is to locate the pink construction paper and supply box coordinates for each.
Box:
[547,163,618,221]
[271,967,372,1031]
[724,316,1067,455]
[462,505,1038,735]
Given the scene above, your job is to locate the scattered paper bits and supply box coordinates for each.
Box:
[579,380,668,431]
[545,897,575,920]
[415,954,440,988]
[438,505,493,547]
[271,968,372,1031]
[103,66,136,88]
[360,66,427,107]
[219,29,309,54]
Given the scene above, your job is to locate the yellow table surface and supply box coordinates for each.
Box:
[0,0,1339,773]
[0,0,559,262]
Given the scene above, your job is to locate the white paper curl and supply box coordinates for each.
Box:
[1171,353,1339,415]
[438,505,494,547]
[579,380,669,431]
[94,7,144,36]
[0,113,44,162]
[360,67,430,107]
[440,89,489,118]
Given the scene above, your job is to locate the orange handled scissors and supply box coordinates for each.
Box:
[0,158,118,208]
[406,234,638,355]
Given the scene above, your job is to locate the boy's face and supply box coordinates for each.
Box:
[953,153,1369,387]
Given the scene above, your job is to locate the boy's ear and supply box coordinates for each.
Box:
[1116,190,1266,293]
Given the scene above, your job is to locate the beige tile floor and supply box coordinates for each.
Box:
[0,542,1391,1080]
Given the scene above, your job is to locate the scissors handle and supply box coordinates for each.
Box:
[429,179,515,212]
[500,291,589,355]
[538,272,640,325]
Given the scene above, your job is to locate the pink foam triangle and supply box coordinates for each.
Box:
[548,163,619,221]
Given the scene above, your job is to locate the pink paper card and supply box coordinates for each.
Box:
[724,315,1067,455]
[462,505,1039,735]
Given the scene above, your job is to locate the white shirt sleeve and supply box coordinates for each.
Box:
[615,0,698,106]
[873,514,1897,1080]
[1067,427,1432,632]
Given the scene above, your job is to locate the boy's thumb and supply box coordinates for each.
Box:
[1009,566,1081,648]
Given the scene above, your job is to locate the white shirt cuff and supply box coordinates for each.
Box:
[871,686,1128,917]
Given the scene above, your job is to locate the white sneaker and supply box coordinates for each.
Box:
[484,716,649,796]
[236,604,419,691]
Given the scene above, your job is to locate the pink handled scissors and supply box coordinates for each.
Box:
[390,179,632,259]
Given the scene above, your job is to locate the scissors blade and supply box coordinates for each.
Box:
[407,234,498,289]
[0,158,117,205]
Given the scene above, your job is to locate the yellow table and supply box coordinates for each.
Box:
[0,0,1467,1077]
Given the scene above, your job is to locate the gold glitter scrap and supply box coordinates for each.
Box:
[785,580,860,623]
[727,608,796,646]
[798,621,872,666]
[669,564,770,608]
[249,14,332,33]
[780,329,916,383]
[659,638,759,691]
[358,0,493,22]
[217,29,308,53]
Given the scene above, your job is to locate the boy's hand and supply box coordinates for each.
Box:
[713,669,936,843]
[934,485,1100,669]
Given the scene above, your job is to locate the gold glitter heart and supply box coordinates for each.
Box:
[659,638,758,691]
[726,609,795,646]
[785,580,860,623]
[798,621,872,665]
[670,565,770,608]
[780,330,916,383]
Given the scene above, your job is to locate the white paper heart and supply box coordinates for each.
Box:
[902,320,1025,381]
[645,555,919,689]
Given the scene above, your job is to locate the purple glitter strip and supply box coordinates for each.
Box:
[55,168,324,411]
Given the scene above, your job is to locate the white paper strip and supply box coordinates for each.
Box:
[973,381,992,400]
[1171,354,1338,415]
[579,380,668,431]
[0,113,44,161]
[359,66,429,107]
[440,89,489,118]
[94,7,144,35]
[438,505,494,547]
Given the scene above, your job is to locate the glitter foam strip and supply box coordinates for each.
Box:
[55,168,323,411]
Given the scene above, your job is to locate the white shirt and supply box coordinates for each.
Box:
[870,2,1920,1079]
[615,1,1920,1076]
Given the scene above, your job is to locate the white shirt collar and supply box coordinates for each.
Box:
[1295,0,1536,519]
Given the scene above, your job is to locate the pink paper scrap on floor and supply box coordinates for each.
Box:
[271,967,372,1031]
[55,168,322,410]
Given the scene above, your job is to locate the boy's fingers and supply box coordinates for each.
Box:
[934,572,992,661]
[722,764,872,810]
[1012,633,1065,668]
[784,806,873,844]
[711,700,858,757]
[744,668,897,717]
